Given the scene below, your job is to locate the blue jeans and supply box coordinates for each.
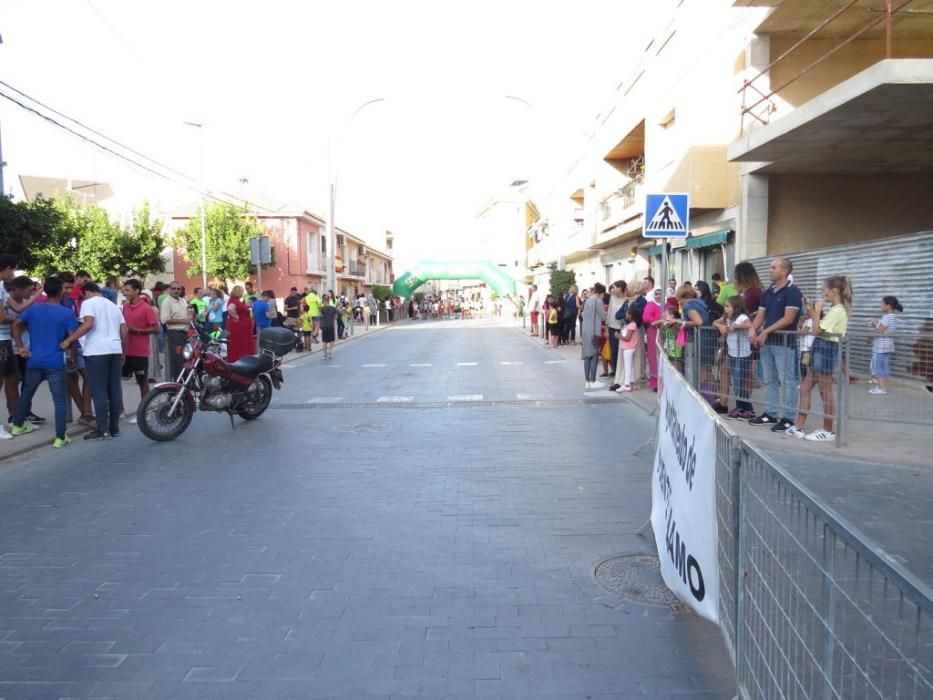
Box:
[85,354,124,434]
[583,354,599,382]
[14,367,67,439]
[729,355,753,412]
[761,343,799,420]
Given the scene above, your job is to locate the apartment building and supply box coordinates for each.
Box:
[168,210,393,297]
[529,0,933,308]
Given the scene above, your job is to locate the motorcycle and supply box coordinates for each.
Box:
[137,323,294,442]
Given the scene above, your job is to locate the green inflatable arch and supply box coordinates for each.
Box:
[392,260,517,300]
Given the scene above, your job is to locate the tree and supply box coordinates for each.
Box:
[120,202,167,279]
[549,269,576,298]
[173,202,267,283]
[371,284,392,303]
[0,195,75,275]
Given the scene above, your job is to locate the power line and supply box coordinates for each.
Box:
[0,79,280,213]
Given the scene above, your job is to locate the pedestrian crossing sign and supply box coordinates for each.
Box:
[644,193,689,238]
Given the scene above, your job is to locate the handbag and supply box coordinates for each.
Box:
[600,339,611,361]
[800,350,812,367]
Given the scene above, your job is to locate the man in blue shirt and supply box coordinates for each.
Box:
[252,291,275,333]
[10,276,78,448]
[749,257,803,432]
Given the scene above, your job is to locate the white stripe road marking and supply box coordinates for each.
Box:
[362,363,387,367]
[448,394,483,401]
[544,360,567,364]
[501,361,524,366]
[456,362,478,367]
[377,396,414,403]
[305,397,345,404]
[516,393,534,400]
[410,363,432,367]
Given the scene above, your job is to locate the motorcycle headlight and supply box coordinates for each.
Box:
[182,343,194,360]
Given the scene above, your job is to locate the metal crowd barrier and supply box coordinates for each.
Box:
[844,331,933,427]
[713,421,933,698]
[686,327,848,445]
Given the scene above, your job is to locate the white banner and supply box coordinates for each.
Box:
[651,355,719,623]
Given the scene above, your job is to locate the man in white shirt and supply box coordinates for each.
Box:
[160,281,190,381]
[61,282,128,440]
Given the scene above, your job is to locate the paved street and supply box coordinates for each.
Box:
[0,319,733,699]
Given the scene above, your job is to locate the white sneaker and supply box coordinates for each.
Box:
[785,425,806,439]
[804,429,836,442]
[0,425,11,440]
[868,387,888,395]
[129,416,138,425]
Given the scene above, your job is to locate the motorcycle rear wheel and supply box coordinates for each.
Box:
[237,375,273,421]
[137,386,195,442]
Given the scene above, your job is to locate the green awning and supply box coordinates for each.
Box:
[685,229,732,250]
[648,244,665,256]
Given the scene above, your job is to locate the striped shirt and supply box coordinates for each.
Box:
[726,314,751,358]
[872,313,897,354]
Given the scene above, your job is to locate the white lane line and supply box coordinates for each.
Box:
[501,361,524,366]
[305,397,345,404]
[362,363,387,367]
[448,394,483,401]
[410,363,432,367]
[377,396,414,403]
[516,393,535,400]
[456,362,478,367]
[544,360,567,364]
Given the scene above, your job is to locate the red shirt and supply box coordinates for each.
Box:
[122,300,159,357]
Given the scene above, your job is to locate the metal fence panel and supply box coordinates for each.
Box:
[733,444,933,700]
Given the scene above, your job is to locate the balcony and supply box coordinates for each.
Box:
[348,261,367,278]
[599,177,644,231]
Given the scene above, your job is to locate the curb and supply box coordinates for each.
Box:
[0,321,406,464]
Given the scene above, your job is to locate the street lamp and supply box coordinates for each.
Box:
[326,97,386,296]
[183,121,209,290]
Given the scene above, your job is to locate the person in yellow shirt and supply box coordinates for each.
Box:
[299,307,314,352]
[304,288,322,342]
[786,275,852,442]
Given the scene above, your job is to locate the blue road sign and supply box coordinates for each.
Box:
[644,193,689,238]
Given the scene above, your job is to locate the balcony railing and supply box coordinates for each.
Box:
[600,176,644,221]
[348,261,367,277]
[739,0,916,132]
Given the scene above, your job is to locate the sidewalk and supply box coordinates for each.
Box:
[520,328,933,588]
[0,320,394,464]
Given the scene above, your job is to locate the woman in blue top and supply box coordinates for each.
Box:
[677,285,714,383]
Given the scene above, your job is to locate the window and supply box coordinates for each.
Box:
[306,231,319,271]
[321,235,327,254]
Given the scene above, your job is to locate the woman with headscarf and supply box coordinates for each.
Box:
[643,287,664,392]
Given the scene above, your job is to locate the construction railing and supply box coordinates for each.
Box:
[713,417,933,699]
[740,0,917,132]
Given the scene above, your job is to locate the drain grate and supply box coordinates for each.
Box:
[594,554,687,610]
[272,397,620,411]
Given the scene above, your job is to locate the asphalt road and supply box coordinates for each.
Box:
[0,319,734,699]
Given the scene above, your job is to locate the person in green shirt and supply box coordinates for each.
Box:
[243,281,259,306]
[189,286,208,322]
[713,273,737,307]
[304,288,322,341]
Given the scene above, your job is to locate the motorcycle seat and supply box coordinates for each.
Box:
[227,353,274,378]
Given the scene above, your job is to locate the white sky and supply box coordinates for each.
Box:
[0,0,659,268]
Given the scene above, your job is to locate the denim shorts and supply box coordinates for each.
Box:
[811,337,839,376]
[872,351,892,378]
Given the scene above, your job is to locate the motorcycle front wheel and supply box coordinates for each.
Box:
[237,375,273,421]
[137,386,195,442]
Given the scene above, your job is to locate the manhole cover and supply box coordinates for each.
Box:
[336,421,393,434]
[594,554,686,610]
